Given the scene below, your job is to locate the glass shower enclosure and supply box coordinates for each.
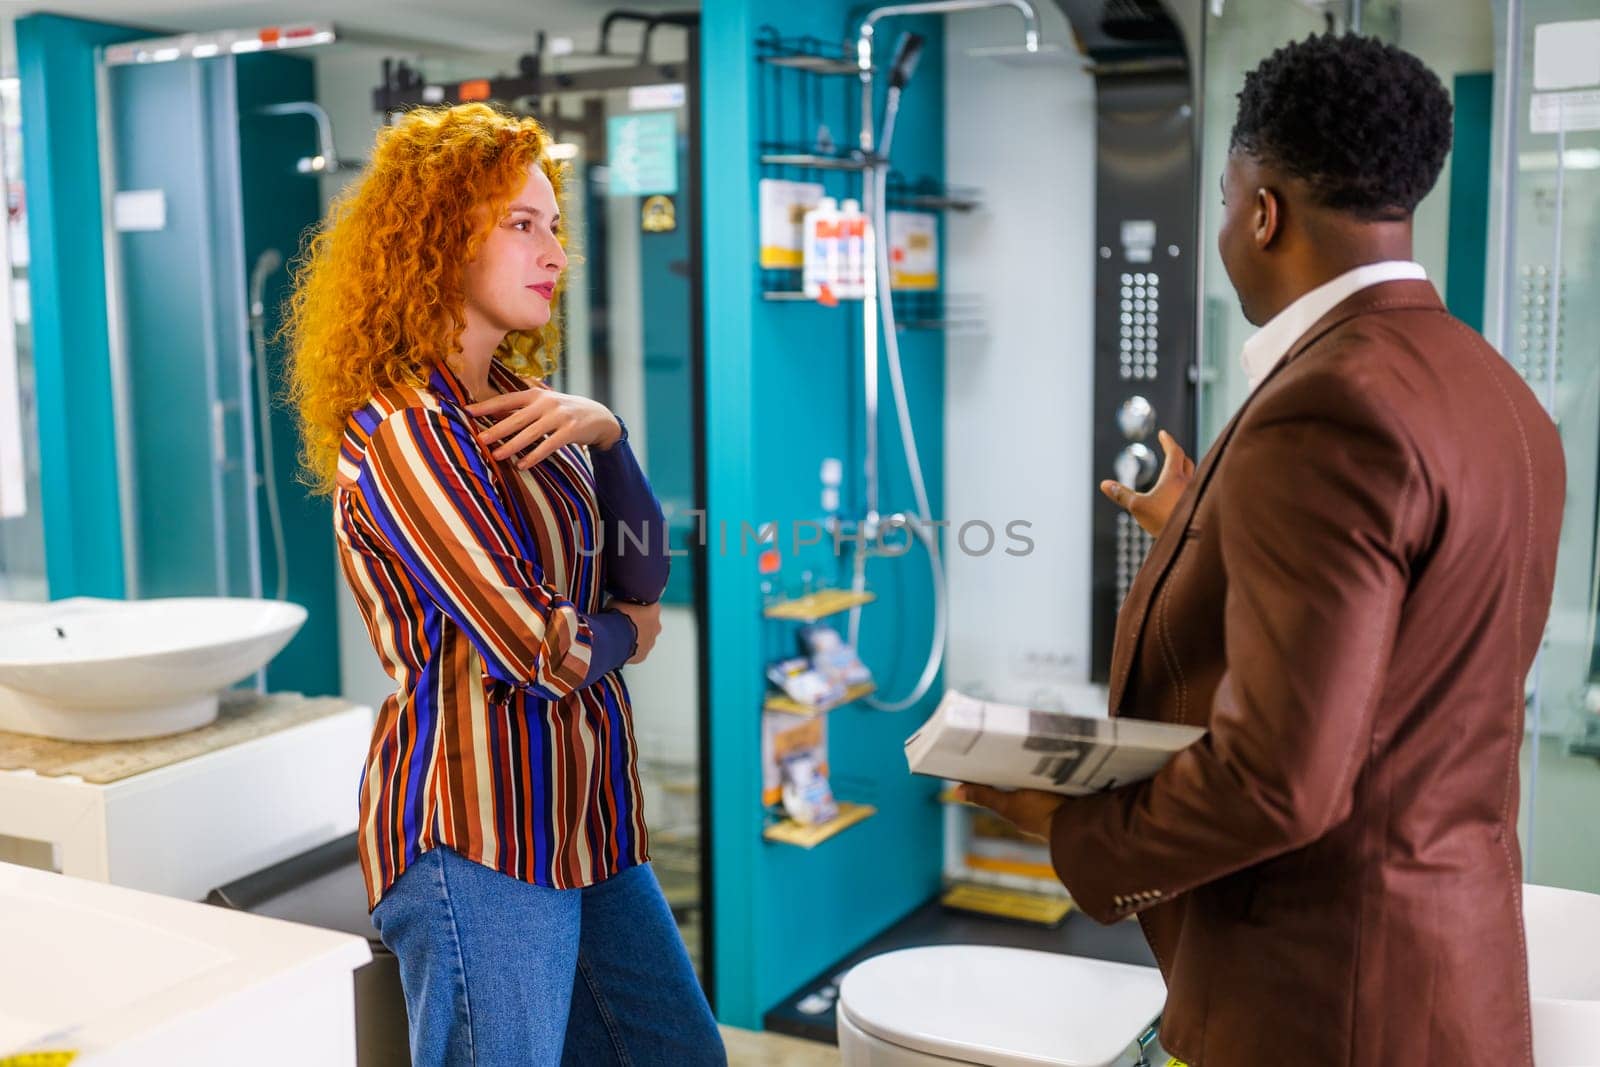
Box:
[94,42,341,697]
[1495,0,1600,892]
[1195,0,1600,891]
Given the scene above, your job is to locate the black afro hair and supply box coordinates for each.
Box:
[1230,33,1453,221]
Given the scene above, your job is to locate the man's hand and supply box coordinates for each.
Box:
[954,783,1067,841]
[469,386,623,470]
[609,598,661,664]
[1099,429,1195,537]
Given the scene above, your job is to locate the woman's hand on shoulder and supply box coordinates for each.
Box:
[468,386,623,469]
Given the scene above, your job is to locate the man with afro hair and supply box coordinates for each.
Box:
[962,33,1565,1066]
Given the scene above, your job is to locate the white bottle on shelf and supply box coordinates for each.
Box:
[837,198,866,300]
[802,196,840,300]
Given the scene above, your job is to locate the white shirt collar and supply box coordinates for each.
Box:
[1239,261,1427,392]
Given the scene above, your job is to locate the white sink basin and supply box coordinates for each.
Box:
[0,860,369,1061]
[1526,881,1600,1066]
[0,598,306,741]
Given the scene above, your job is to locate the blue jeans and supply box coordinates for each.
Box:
[372,847,725,1066]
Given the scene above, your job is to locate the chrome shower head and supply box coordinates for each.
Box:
[888,32,926,90]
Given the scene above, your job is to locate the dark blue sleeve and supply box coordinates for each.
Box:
[591,415,671,604]
[582,608,637,684]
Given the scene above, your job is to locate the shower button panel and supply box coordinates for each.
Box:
[1516,264,1566,384]
[1115,511,1155,606]
[1118,272,1161,381]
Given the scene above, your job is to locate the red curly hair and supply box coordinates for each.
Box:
[285,103,566,495]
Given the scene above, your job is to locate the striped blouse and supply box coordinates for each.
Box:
[334,357,668,910]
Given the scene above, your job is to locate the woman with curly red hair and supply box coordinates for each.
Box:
[286,103,723,1065]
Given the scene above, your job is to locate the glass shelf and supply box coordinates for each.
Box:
[885,177,982,213]
[753,30,861,77]
[759,53,859,76]
[761,290,865,303]
[762,588,875,621]
[890,193,980,212]
[764,682,876,717]
[758,151,877,171]
[763,801,876,848]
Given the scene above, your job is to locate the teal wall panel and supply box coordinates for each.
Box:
[17,14,149,598]
[702,0,947,1027]
[1447,72,1493,333]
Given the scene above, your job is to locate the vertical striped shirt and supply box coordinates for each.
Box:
[335,357,665,910]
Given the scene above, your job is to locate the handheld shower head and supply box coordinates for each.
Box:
[888,31,926,90]
[249,249,283,321]
[879,32,927,158]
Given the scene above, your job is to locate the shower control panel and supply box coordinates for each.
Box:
[1116,395,1156,441]
[1118,272,1161,381]
[1113,441,1157,492]
[1089,70,1198,682]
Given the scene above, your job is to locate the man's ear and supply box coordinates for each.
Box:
[1254,186,1282,250]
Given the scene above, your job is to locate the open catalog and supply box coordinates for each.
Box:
[905,690,1205,796]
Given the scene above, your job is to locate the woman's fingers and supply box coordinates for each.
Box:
[518,425,572,469]
[466,391,536,418]
[475,391,552,445]
[477,409,537,447]
[491,414,557,460]
[1100,479,1133,509]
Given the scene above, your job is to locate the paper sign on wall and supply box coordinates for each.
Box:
[758,178,823,269]
[113,189,166,232]
[627,83,685,111]
[606,113,678,197]
[888,211,938,291]
[1533,20,1600,91]
[1530,90,1600,134]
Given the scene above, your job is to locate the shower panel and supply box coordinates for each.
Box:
[1051,0,1203,680]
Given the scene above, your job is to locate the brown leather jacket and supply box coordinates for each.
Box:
[1050,281,1566,1065]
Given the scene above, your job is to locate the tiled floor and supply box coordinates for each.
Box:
[721,1026,841,1066]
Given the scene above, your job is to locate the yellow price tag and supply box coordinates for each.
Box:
[1165,1059,1189,1067]
[0,1054,79,1067]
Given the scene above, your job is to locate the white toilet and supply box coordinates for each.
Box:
[1524,882,1600,1066]
[836,945,1165,1066]
[837,884,1600,1066]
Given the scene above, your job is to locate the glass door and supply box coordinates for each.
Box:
[102,55,261,601]
[1196,0,1497,447]
[1195,0,1334,448]
[1499,0,1600,892]
[1195,0,1600,890]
